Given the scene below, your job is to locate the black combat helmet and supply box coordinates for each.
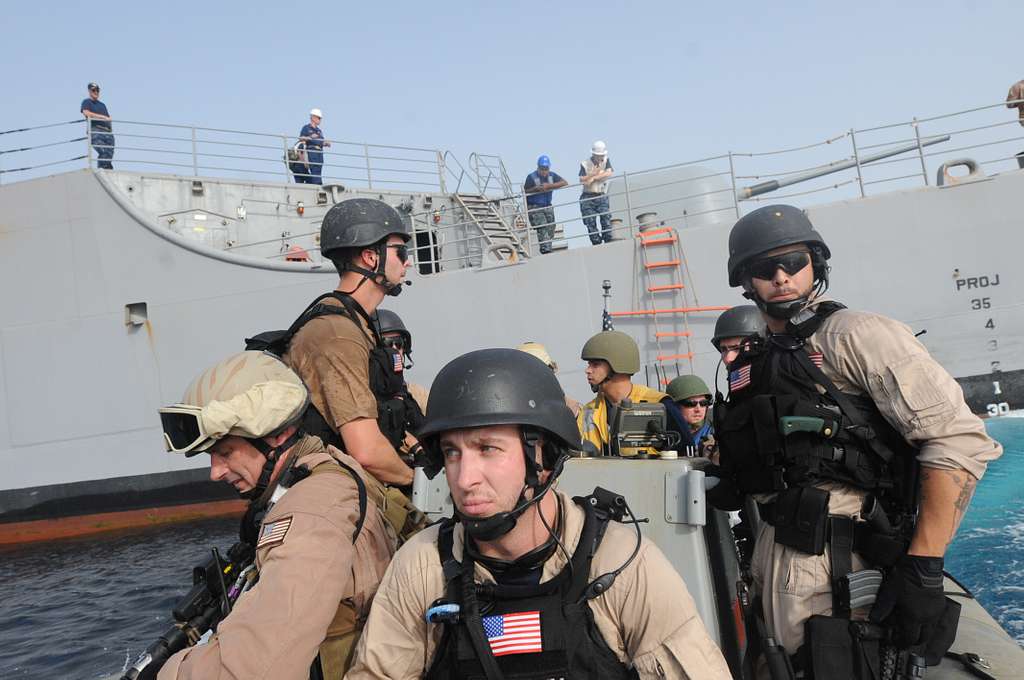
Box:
[417,348,580,541]
[320,198,410,258]
[375,308,412,354]
[727,205,831,319]
[417,348,580,480]
[321,198,412,296]
[711,305,765,350]
[726,204,830,287]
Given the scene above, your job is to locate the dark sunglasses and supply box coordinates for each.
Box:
[382,336,406,351]
[680,398,711,408]
[386,243,410,263]
[745,251,811,280]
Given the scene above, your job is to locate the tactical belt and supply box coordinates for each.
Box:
[759,501,903,565]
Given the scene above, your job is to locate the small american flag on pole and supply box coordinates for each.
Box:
[729,365,752,392]
[481,610,543,657]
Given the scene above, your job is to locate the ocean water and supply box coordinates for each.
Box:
[944,416,1024,645]
[0,420,1021,678]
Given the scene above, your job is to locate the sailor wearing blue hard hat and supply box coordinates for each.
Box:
[523,154,567,254]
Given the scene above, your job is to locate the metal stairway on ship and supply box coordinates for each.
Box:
[454,193,529,262]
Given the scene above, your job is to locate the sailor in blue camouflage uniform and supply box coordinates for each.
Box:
[80,82,114,170]
[523,155,567,254]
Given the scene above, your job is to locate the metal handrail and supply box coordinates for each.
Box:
[4,97,1024,254]
[0,118,448,190]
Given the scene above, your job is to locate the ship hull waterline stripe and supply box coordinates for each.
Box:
[0,499,246,546]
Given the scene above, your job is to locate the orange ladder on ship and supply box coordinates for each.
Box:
[610,219,729,388]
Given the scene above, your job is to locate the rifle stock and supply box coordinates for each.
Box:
[120,542,255,680]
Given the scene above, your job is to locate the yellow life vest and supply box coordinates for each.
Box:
[577,383,669,457]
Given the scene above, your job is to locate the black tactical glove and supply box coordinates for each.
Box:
[703,464,744,511]
[869,554,946,648]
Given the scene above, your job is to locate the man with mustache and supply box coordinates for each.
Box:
[155,351,396,679]
[711,205,1002,678]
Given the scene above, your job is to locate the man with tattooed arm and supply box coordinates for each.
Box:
[707,205,1003,679]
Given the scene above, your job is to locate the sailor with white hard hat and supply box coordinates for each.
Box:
[298,107,331,185]
[579,140,614,245]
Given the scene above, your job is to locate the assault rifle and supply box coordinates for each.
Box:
[120,541,256,680]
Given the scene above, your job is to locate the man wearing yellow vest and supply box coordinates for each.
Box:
[577,330,668,456]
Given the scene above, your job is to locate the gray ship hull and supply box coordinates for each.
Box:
[1,165,1021,533]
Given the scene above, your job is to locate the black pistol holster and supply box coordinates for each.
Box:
[802,616,883,680]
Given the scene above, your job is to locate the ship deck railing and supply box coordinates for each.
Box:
[3,98,1023,274]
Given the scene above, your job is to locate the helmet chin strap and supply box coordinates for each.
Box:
[456,434,568,542]
[751,293,812,320]
[241,430,303,502]
[343,242,407,297]
[589,368,614,394]
[743,278,829,321]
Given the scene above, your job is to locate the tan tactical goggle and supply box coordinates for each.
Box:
[158,404,214,456]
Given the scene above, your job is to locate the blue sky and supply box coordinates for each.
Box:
[4,1,1022,195]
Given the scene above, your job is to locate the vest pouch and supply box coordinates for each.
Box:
[717,400,776,494]
[381,482,428,545]
[368,347,405,396]
[773,487,829,555]
[751,395,783,458]
[377,396,408,450]
[804,615,881,680]
[360,471,427,545]
[317,603,360,678]
[368,346,410,448]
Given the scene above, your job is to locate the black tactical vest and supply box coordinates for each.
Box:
[714,302,916,504]
[244,291,423,453]
[424,496,636,680]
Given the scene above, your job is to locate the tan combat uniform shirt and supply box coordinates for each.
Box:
[345,490,732,680]
[285,297,378,433]
[1007,79,1024,126]
[750,302,1003,654]
[804,305,1001,478]
[159,438,397,680]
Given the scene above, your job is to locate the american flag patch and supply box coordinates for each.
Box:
[257,516,292,549]
[807,351,824,368]
[392,351,403,373]
[729,365,752,391]
[482,610,543,657]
